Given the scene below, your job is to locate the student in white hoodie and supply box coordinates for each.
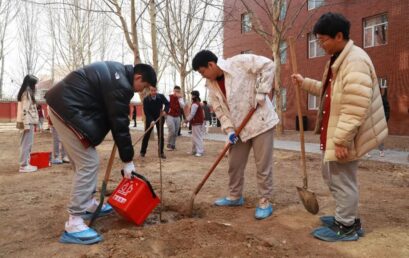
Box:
[192,50,278,220]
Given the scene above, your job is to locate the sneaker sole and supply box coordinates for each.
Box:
[313,232,359,242]
[81,209,114,220]
[60,232,102,245]
[19,170,37,173]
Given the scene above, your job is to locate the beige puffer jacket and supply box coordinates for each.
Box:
[207,54,279,142]
[302,40,388,162]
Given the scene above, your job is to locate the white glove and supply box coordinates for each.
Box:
[122,161,135,179]
[256,93,266,106]
[227,130,238,145]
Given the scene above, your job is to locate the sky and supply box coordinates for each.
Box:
[1,0,223,102]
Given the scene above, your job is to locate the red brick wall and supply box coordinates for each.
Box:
[0,102,18,122]
[224,0,409,135]
[0,102,143,122]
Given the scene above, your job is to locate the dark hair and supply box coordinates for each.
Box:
[134,63,157,87]
[203,100,207,105]
[313,12,350,40]
[17,74,38,101]
[192,50,218,71]
[174,86,181,90]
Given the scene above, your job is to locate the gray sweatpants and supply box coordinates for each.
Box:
[52,127,66,159]
[322,157,359,226]
[228,128,274,199]
[166,115,180,147]
[19,125,34,167]
[50,112,99,215]
[192,124,204,154]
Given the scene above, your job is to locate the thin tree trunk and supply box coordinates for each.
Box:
[149,0,158,72]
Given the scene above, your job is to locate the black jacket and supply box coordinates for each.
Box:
[143,94,169,123]
[45,61,135,162]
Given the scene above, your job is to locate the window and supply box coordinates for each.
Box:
[280,41,287,64]
[279,0,287,21]
[308,94,319,110]
[364,14,388,48]
[308,33,325,58]
[308,0,324,10]
[241,12,252,33]
[378,77,387,88]
[241,50,253,54]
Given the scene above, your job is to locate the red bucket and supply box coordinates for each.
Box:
[30,152,51,169]
[108,172,160,225]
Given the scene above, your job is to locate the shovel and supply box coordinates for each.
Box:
[89,144,117,227]
[187,107,257,217]
[133,114,164,147]
[288,36,319,215]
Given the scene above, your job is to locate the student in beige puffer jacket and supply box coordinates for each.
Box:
[292,12,387,242]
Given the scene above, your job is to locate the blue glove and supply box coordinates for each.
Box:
[227,131,239,145]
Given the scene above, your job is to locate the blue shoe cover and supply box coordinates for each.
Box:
[319,216,365,237]
[82,203,114,220]
[214,196,244,206]
[255,204,273,220]
[312,226,359,242]
[59,228,102,245]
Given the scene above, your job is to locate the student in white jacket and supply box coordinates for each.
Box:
[192,50,279,220]
[16,75,39,173]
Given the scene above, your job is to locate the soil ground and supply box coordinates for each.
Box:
[0,130,408,258]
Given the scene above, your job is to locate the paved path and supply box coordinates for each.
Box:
[2,123,407,165]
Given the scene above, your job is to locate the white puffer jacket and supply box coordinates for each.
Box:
[17,89,39,130]
[302,40,388,161]
[207,54,279,142]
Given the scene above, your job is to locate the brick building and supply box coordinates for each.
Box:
[223,0,409,135]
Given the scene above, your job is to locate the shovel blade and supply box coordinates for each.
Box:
[185,193,196,217]
[296,187,319,215]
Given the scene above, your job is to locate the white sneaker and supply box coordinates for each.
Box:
[65,215,89,233]
[195,153,203,157]
[19,164,38,173]
[62,156,70,163]
[365,153,371,158]
[379,151,385,157]
[259,198,271,209]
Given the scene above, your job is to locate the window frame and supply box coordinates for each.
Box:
[241,50,253,54]
[308,0,324,10]
[280,41,287,64]
[241,12,252,34]
[308,33,325,59]
[279,0,287,21]
[308,94,319,110]
[363,13,388,48]
[378,77,387,88]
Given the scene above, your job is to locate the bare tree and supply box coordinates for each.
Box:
[233,0,310,134]
[18,0,43,76]
[47,0,97,73]
[102,0,142,65]
[157,0,223,100]
[0,0,18,98]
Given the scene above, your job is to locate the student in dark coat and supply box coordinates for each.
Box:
[46,62,157,245]
[140,85,169,159]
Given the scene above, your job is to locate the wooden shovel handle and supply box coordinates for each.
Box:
[193,107,257,195]
[132,114,164,147]
[104,144,117,182]
[288,36,308,189]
